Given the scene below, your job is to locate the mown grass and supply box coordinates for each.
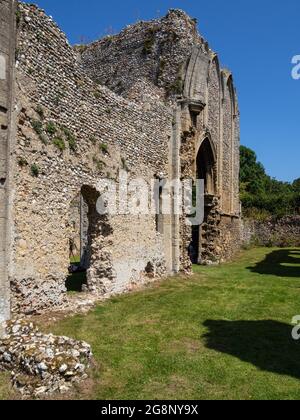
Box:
[1,248,300,400]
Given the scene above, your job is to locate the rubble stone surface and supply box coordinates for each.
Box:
[0,1,241,320]
[0,319,92,397]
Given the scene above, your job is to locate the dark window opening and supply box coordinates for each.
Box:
[155,180,164,234]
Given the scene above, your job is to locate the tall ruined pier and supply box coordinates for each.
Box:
[0,0,15,324]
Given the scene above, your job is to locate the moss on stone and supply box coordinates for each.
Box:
[30,164,40,177]
[46,121,57,135]
[100,143,108,154]
[31,119,43,135]
[53,137,66,151]
[18,157,28,167]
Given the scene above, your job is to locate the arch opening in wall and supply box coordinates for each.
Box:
[81,185,114,294]
[66,185,114,293]
[190,137,218,264]
[196,137,216,196]
[65,191,89,292]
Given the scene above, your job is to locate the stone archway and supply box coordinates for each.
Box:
[191,137,219,265]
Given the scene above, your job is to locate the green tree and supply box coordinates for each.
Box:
[292,178,300,193]
[240,146,299,218]
[240,146,267,196]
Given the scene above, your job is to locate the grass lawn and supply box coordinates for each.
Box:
[1,247,300,400]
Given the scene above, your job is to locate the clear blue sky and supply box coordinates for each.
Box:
[25,0,300,182]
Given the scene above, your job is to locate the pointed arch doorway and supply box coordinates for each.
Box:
[190,137,218,264]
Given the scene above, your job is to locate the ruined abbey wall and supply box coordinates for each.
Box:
[79,10,201,103]
[80,10,241,265]
[10,3,174,314]
[0,0,16,323]
[0,2,241,317]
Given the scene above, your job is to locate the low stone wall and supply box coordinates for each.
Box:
[242,216,300,248]
[218,215,242,261]
[0,319,92,397]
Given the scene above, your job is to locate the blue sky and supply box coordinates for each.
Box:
[25,0,300,182]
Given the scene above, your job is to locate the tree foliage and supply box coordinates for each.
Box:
[240,146,300,219]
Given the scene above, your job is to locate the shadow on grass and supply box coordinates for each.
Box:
[247,249,300,278]
[203,320,300,380]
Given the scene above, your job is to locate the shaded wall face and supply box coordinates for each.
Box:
[10,4,172,313]
[179,51,241,267]
[0,0,15,323]
[233,110,241,215]
[222,82,233,214]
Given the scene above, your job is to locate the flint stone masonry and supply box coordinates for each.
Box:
[0,1,241,316]
[0,319,92,396]
[242,216,300,247]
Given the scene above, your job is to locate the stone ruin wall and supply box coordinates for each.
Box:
[0,0,16,324]
[0,2,242,318]
[242,216,300,248]
[10,3,173,314]
[79,9,242,266]
[79,9,202,104]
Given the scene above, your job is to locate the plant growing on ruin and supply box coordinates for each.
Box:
[167,77,184,96]
[39,133,48,145]
[158,58,166,76]
[30,164,40,177]
[100,143,109,154]
[18,157,28,167]
[143,38,155,55]
[115,80,123,92]
[62,127,77,152]
[163,29,180,45]
[93,157,106,172]
[16,8,22,27]
[46,121,57,135]
[90,136,97,145]
[142,28,159,55]
[67,135,76,152]
[53,137,66,152]
[36,105,44,120]
[74,44,88,54]
[31,120,43,135]
[94,91,101,100]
